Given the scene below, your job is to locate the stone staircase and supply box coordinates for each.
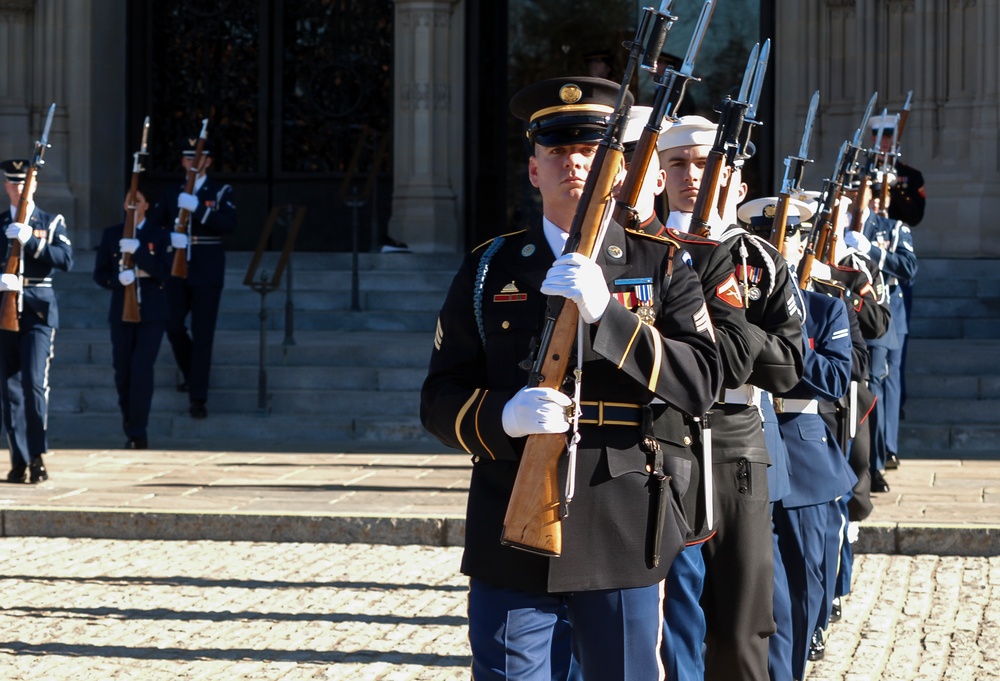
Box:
[42,251,1000,459]
[899,258,1000,459]
[47,251,461,450]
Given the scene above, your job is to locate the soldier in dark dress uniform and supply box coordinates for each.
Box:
[148,136,237,419]
[420,77,722,680]
[93,190,172,449]
[0,159,74,483]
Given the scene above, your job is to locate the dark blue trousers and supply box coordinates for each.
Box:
[768,507,793,681]
[468,578,664,681]
[0,322,54,466]
[772,502,826,681]
[166,280,222,403]
[111,321,166,439]
[661,543,705,681]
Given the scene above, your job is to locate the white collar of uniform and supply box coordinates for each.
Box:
[542,216,569,260]
[135,217,147,231]
[666,211,692,233]
[9,203,34,222]
[193,173,207,193]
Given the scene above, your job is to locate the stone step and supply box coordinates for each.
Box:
[906,374,1000,400]
[902,397,1000,425]
[899,423,1000,456]
[903,339,1000,375]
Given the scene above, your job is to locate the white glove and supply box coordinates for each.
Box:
[171,232,189,250]
[119,238,140,255]
[5,222,31,244]
[502,387,572,438]
[842,230,872,254]
[0,273,21,292]
[117,269,136,286]
[809,261,831,280]
[540,252,611,324]
[177,192,199,212]
[847,521,860,544]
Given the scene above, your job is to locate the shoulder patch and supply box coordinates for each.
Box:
[624,226,680,249]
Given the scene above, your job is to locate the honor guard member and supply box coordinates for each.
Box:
[421,77,722,681]
[655,116,805,681]
[843,189,916,488]
[773,225,855,681]
[148,135,236,419]
[93,190,172,449]
[0,158,73,483]
[618,108,765,681]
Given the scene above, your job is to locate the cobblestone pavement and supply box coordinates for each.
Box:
[1,538,998,680]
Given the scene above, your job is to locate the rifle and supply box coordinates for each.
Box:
[689,41,769,238]
[612,0,716,229]
[878,90,912,212]
[843,93,878,234]
[0,103,56,333]
[717,40,770,215]
[500,1,680,557]
[121,117,150,323]
[171,118,209,279]
[769,90,819,247]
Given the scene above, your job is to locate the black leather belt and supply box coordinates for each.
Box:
[579,401,643,427]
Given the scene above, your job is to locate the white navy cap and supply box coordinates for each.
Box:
[738,196,815,237]
[656,115,716,152]
[869,113,900,134]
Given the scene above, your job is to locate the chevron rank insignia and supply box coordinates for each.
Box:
[693,303,716,342]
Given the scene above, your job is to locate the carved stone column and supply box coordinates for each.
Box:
[390,0,465,253]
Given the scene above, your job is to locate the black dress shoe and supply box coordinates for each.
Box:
[808,627,825,661]
[871,469,891,493]
[189,401,208,419]
[885,453,900,470]
[29,457,48,484]
[124,437,149,450]
[830,596,842,623]
[5,465,27,484]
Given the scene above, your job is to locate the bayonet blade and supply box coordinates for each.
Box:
[737,43,759,103]
[198,118,209,139]
[681,0,715,76]
[873,107,888,147]
[798,90,820,159]
[853,92,877,147]
[39,103,56,148]
[902,90,913,112]
[139,116,150,154]
[747,39,771,118]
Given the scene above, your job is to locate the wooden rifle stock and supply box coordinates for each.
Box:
[612,129,658,229]
[171,119,209,279]
[0,170,37,332]
[501,144,624,556]
[768,193,793,248]
[689,149,726,238]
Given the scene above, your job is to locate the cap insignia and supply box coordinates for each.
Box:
[559,84,583,104]
[763,203,776,219]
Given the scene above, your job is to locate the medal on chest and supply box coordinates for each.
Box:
[613,277,656,325]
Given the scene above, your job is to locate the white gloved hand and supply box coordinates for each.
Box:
[177,192,199,212]
[118,269,136,286]
[847,521,860,544]
[502,387,572,438]
[5,222,31,244]
[842,230,872,254]
[0,273,21,292]
[119,238,140,255]
[540,252,611,324]
[809,261,832,280]
[171,232,189,250]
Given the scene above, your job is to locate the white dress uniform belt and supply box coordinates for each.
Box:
[773,398,819,414]
[189,236,222,245]
[22,276,53,288]
[579,401,643,427]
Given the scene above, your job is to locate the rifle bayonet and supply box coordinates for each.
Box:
[853,92,878,148]
[746,39,770,120]
[798,90,819,161]
[681,0,714,77]
[737,43,759,103]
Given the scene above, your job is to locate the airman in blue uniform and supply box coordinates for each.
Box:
[148,136,237,420]
[0,159,74,483]
[93,190,172,449]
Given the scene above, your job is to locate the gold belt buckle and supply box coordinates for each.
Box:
[773,397,784,414]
